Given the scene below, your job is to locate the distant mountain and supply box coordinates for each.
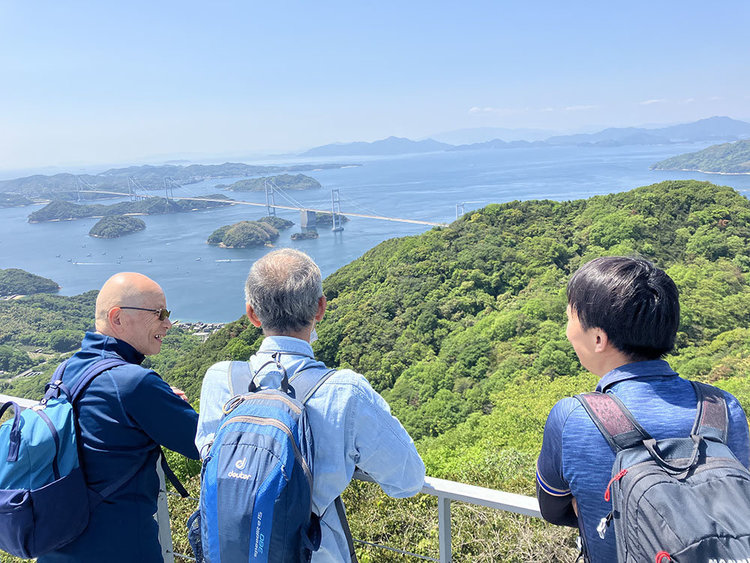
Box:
[651,139,750,174]
[430,127,555,144]
[300,136,452,157]
[447,116,750,152]
[546,116,750,147]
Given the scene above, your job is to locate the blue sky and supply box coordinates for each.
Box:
[0,1,748,169]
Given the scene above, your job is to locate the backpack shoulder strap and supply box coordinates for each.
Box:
[290,364,357,561]
[228,361,253,396]
[289,365,337,404]
[575,392,653,453]
[67,357,129,404]
[691,381,729,443]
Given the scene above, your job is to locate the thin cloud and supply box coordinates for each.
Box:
[640,99,666,105]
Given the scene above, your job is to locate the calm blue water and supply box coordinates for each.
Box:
[1,143,749,322]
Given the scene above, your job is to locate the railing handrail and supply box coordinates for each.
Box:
[1,393,542,563]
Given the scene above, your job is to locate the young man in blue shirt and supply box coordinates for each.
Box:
[40,272,200,563]
[536,257,750,562]
[196,248,425,562]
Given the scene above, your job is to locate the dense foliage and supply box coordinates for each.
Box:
[218,173,321,191]
[3,179,750,561]
[88,215,146,238]
[0,193,33,207]
[0,268,60,296]
[207,219,285,248]
[652,139,750,174]
[28,194,233,223]
[258,215,294,229]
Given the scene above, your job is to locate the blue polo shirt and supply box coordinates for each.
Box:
[536,360,750,562]
[39,332,200,563]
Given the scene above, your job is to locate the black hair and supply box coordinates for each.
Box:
[567,256,679,360]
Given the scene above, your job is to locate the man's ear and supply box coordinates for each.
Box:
[593,328,609,353]
[314,296,327,322]
[108,307,122,327]
[246,304,262,328]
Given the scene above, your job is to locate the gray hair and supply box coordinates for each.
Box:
[244,248,323,333]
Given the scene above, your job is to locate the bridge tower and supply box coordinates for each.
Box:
[163,177,178,201]
[264,179,277,216]
[128,177,146,201]
[331,189,343,232]
[456,203,466,219]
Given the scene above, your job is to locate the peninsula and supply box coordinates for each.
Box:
[651,139,750,174]
[28,194,233,223]
[0,268,60,297]
[89,215,146,238]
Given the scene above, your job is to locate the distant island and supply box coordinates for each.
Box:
[89,215,146,238]
[291,231,319,240]
[28,194,233,223]
[0,193,34,208]
[217,174,321,192]
[0,268,60,297]
[651,139,750,174]
[313,211,349,226]
[208,216,294,248]
[0,162,357,199]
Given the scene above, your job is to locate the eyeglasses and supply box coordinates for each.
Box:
[119,306,171,321]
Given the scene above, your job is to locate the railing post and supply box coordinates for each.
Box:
[438,495,452,563]
[156,463,176,563]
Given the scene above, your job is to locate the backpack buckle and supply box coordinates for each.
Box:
[597,513,612,539]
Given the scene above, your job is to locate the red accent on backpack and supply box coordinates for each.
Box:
[655,551,672,562]
[604,469,628,502]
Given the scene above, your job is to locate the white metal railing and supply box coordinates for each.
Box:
[1,393,542,563]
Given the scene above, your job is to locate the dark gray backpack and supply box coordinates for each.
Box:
[576,382,750,563]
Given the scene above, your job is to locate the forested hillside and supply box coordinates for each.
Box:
[3,179,750,561]
[160,179,750,561]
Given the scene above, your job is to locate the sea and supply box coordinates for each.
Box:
[1,143,749,323]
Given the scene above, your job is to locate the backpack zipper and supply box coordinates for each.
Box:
[219,414,313,490]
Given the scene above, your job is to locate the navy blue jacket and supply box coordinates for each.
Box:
[39,332,199,563]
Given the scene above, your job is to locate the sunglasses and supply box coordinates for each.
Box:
[119,306,171,321]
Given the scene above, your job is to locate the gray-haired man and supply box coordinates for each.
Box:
[196,248,425,562]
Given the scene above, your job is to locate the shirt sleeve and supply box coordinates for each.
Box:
[347,375,425,498]
[724,391,750,468]
[537,399,573,497]
[123,369,200,460]
[195,361,233,458]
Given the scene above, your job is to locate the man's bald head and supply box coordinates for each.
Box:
[95,272,165,333]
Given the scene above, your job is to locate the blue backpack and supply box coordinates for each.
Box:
[192,358,356,563]
[0,357,188,559]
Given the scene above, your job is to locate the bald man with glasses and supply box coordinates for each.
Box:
[40,272,199,563]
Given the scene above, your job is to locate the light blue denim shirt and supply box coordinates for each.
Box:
[196,336,426,562]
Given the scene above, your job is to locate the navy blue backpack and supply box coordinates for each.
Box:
[191,358,357,563]
[0,358,187,559]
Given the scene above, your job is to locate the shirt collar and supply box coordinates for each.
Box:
[256,335,315,358]
[596,359,678,392]
[82,331,145,365]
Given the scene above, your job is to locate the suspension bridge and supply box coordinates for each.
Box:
[77,177,450,228]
